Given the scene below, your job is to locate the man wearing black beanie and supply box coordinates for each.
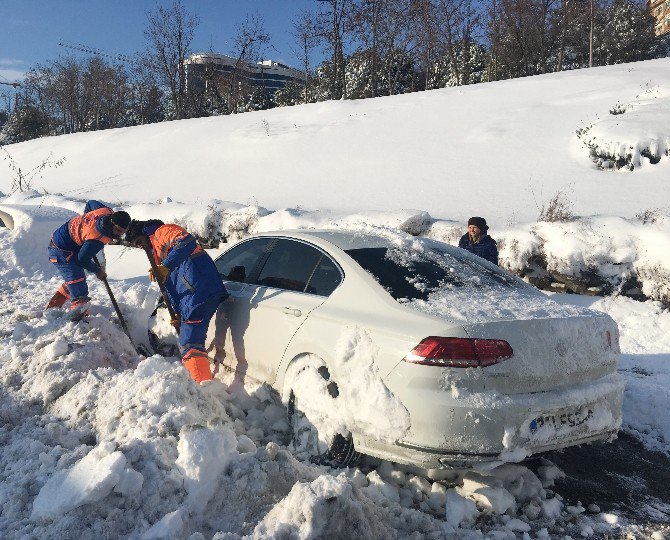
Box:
[458,216,498,265]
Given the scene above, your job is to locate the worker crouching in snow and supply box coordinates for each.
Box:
[47,200,131,313]
[125,219,228,384]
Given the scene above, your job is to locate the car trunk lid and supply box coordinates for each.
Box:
[462,314,619,394]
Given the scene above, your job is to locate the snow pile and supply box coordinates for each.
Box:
[578,85,670,170]
[0,249,661,538]
[31,441,132,521]
[333,328,411,440]
[281,328,409,461]
[496,214,670,305]
[0,202,75,277]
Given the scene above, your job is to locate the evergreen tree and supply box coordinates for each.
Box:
[601,0,663,65]
[344,49,376,98]
[0,106,51,144]
[242,87,273,112]
[272,81,306,107]
[430,41,489,87]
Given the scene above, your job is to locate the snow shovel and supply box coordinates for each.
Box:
[93,255,150,356]
[138,236,181,332]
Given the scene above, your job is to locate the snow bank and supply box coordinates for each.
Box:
[496,214,670,306]
[4,192,670,307]
[0,202,75,277]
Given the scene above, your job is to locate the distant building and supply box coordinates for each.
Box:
[185,53,305,95]
[648,0,670,36]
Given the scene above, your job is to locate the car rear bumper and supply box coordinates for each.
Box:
[372,368,624,469]
[356,428,620,471]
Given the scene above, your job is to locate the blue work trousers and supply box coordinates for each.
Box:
[48,244,89,300]
[178,294,225,356]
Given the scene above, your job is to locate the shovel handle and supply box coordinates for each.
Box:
[139,236,180,331]
[94,255,130,336]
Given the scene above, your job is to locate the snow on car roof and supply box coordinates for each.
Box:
[256,228,395,251]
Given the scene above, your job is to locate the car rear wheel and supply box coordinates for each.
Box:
[284,357,360,468]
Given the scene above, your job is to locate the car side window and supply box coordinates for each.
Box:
[255,239,327,293]
[306,254,342,296]
[214,238,273,283]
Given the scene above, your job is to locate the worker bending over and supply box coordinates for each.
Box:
[126,219,228,383]
[47,200,130,313]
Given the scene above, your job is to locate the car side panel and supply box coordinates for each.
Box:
[208,281,327,383]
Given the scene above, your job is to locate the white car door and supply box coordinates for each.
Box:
[209,237,273,380]
[241,238,343,383]
[211,238,342,384]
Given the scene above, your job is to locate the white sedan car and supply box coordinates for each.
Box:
[153,229,624,470]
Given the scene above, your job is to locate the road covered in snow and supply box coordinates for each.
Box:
[0,197,669,539]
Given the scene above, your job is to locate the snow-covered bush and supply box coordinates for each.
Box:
[578,89,670,171]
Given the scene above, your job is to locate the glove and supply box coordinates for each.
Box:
[149,265,170,284]
[95,269,107,281]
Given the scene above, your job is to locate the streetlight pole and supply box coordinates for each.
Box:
[589,0,594,68]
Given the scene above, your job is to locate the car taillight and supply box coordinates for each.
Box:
[403,336,514,368]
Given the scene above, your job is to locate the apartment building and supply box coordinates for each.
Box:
[648,0,670,35]
[185,53,304,95]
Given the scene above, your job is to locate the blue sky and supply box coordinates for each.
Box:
[0,0,317,85]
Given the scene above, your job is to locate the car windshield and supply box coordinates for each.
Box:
[345,245,524,302]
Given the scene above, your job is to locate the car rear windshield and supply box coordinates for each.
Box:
[345,246,522,301]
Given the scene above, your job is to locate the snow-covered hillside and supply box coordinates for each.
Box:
[1,58,670,539]
[2,59,670,223]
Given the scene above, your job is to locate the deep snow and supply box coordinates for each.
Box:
[1,57,670,539]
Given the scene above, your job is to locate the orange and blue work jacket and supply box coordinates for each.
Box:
[143,223,227,320]
[50,200,113,272]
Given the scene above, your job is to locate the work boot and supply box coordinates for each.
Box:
[182,349,213,383]
[68,297,91,321]
[46,285,70,309]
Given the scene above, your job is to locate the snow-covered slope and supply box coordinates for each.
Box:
[2,59,670,223]
[2,59,670,538]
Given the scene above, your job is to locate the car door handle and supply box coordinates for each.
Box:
[282,307,302,317]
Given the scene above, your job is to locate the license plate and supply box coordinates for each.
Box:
[529,408,594,434]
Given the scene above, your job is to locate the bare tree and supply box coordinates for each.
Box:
[144,0,199,119]
[409,0,439,90]
[485,0,560,79]
[315,0,353,99]
[349,0,384,96]
[227,13,271,113]
[291,10,322,102]
[349,0,418,96]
